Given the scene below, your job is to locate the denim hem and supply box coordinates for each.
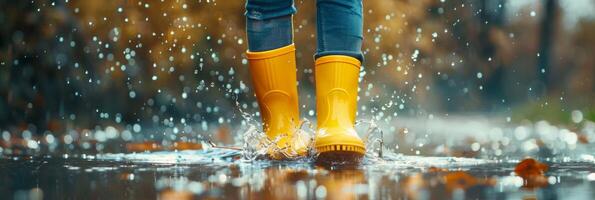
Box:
[315,51,364,63]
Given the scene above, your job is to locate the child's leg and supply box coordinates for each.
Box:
[244,0,305,159]
[245,0,295,51]
[314,0,366,163]
[315,0,363,62]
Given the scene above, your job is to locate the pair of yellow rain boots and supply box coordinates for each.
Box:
[246,44,365,163]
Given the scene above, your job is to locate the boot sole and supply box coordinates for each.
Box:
[315,144,365,165]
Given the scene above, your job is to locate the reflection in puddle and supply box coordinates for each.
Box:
[83,150,593,199]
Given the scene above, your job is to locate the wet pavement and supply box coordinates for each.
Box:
[1,117,594,199]
[0,150,594,200]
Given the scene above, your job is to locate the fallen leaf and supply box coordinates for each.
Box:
[172,141,203,150]
[514,158,548,178]
[577,134,589,144]
[126,141,162,152]
[514,158,549,189]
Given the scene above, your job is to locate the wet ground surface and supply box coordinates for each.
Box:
[1,117,594,199]
[0,150,594,200]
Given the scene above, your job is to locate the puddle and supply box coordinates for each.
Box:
[1,148,594,199]
[1,118,594,199]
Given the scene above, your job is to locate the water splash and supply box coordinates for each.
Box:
[240,118,316,161]
[240,124,266,162]
[359,120,384,159]
[235,101,316,161]
[235,90,387,163]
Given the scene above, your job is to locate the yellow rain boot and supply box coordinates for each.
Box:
[246,44,306,159]
[314,55,366,164]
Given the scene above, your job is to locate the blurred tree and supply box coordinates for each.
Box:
[537,0,559,90]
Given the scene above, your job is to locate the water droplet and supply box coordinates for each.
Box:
[133,124,142,133]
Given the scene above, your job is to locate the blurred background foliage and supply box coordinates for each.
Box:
[0,0,593,136]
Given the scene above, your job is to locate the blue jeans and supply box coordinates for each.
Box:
[245,0,364,62]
